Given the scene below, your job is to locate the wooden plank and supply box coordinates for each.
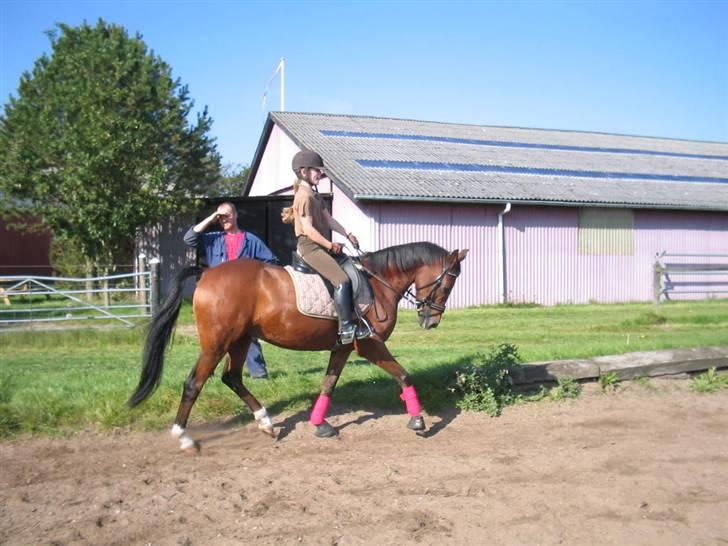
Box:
[512,360,599,384]
[512,346,728,385]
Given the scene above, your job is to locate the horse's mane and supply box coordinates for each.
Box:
[360,242,449,275]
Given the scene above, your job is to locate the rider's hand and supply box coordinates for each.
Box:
[347,233,359,249]
[330,242,343,254]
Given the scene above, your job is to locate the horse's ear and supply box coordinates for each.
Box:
[458,249,469,261]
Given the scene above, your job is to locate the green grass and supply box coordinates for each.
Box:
[1,298,727,438]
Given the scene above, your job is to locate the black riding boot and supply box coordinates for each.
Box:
[333,281,356,345]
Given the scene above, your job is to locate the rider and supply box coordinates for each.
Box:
[284,150,371,345]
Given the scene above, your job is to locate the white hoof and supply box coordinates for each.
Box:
[171,424,198,451]
[254,407,275,438]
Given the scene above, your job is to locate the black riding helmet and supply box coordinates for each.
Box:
[291,150,325,174]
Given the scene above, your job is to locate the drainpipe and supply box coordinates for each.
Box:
[497,203,512,304]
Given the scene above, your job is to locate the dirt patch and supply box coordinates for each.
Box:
[2,379,727,545]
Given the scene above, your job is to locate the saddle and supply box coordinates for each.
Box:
[285,252,374,321]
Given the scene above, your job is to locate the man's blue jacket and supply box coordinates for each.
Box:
[183,227,278,267]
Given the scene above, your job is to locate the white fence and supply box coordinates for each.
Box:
[653,252,728,305]
[0,259,160,331]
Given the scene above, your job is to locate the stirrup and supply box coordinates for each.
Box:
[337,324,356,345]
[355,320,374,340]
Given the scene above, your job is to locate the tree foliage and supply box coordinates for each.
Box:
[0,19,221,267]
[207,163,251,197]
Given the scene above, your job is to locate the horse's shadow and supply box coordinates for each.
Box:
[189,352,477,446]
[262,355,472,440]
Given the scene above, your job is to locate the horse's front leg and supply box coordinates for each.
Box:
[310,345,353,438]
[354,339,426,434]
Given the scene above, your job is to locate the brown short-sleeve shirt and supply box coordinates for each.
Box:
[292,184,328,238]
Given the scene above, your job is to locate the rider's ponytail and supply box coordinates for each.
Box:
[281,178,302,224]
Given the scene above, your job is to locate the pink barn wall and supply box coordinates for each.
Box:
[366,202,728,308]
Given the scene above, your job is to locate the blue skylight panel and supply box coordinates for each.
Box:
[355,159,728,185]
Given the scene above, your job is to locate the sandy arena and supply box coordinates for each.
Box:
[1,379,727,545]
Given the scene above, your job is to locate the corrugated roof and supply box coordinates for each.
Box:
[250,112,728,211]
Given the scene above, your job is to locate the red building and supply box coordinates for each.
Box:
[0,217,52,275]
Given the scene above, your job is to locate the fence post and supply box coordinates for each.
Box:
[149,258,161,317]
[137,253,147,305]
[653,260,664,307]
[102,267,110,308]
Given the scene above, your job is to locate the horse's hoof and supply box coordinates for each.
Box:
[314,421,338,438]
[407,416,426,433]
[258,424,277,438]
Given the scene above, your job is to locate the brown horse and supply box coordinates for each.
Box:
[128,242,468,449]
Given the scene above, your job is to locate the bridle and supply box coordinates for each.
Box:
[406,264,460,317]
[357,258,460,318]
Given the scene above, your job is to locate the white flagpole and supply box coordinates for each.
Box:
[262,57,285,111]
[280,57,285,111]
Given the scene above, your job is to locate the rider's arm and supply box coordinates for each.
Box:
[300,215,334,251]
[323,208,358,247]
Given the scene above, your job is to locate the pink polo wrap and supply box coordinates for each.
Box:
[400,385,422,417]
[310,394,330,425]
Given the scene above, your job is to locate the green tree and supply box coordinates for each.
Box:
[0,19,221,272]
[208,163,251,197]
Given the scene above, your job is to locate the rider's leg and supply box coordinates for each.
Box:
[298,239,357,345]
[333,280,356,344]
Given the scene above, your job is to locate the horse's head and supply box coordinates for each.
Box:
[413,249,469,329]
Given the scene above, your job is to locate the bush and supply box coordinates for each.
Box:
[451,343,521,416]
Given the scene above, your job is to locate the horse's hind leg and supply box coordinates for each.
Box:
[171,349,223,450]
[355,339,426,434]
[221,337,275,437]
[310,345,353,438]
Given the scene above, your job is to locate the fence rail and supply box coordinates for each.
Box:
[653,252,728,305]
[0,258,160,331]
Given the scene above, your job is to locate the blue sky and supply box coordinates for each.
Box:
[2,0,726,168]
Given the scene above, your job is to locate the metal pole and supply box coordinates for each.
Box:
[149,258,160,317]
[497,202,512,304]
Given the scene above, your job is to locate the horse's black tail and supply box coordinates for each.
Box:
[127,265,202,407]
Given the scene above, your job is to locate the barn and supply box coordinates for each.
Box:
[246,112,728,308]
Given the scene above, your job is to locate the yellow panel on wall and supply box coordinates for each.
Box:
[578,208,635,255]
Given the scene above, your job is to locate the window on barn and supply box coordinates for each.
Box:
[578,208,634,255]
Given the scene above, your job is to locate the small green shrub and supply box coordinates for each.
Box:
[690,367,728,393]
[451,343,521,416]
[599,371,620,393]
[549,377,581,401]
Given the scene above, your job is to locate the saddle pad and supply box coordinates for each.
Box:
[284,266,372,320]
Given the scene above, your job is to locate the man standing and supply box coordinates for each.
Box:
[184,202,278,378]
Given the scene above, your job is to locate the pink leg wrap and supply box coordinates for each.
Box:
[310,394,330,425]
[400,385,422,417]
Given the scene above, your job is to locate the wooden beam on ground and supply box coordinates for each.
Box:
[513,346,728,385]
